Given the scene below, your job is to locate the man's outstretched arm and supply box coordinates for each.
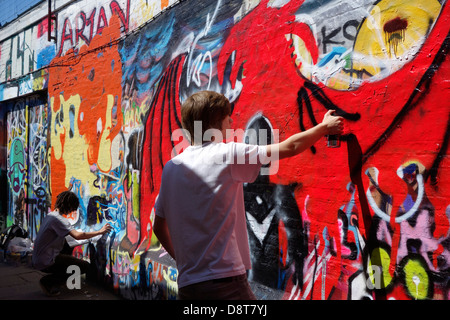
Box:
[267,110,344,160]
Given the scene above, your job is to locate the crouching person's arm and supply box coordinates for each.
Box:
[69,224,112,240]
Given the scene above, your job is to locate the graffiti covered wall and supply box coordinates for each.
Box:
[2,94,50,239]
[0,0,449,300]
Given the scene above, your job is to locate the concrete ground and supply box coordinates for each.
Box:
[0,254,121,300]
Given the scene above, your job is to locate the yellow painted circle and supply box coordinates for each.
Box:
[403,258,430,300]
[353,0,442,76]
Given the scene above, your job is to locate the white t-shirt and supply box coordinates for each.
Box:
[32,211,74,270]
[154,141,269,288]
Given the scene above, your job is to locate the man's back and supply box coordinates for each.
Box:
[154,141,268,288]
[32,211,73,270]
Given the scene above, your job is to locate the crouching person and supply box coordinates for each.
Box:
[32,191,112,296]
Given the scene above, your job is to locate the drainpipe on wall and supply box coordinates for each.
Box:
[47,0,57,42]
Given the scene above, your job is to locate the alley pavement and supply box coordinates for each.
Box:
[0,253,121,300]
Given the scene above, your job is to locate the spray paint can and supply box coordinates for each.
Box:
[326,135,340,148]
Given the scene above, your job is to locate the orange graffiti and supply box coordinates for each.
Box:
[48,15,123,204]
[161,0,169,10]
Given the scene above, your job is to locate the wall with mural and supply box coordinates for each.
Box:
[2,94,49,240]
[0,0,449,300]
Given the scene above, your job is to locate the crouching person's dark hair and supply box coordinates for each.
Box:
[55,191,79,215]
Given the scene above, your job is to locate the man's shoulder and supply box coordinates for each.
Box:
[44,211,59,221]
[48,211,72,227]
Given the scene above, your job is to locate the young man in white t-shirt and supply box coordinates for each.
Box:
[153,90,344,300]
[32,191,112,296]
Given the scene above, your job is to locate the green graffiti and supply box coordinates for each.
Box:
[8,138,26,195]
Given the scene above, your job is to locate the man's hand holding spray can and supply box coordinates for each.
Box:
[324,110,344,148]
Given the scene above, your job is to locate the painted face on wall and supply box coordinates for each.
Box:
[8,138,26,195]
